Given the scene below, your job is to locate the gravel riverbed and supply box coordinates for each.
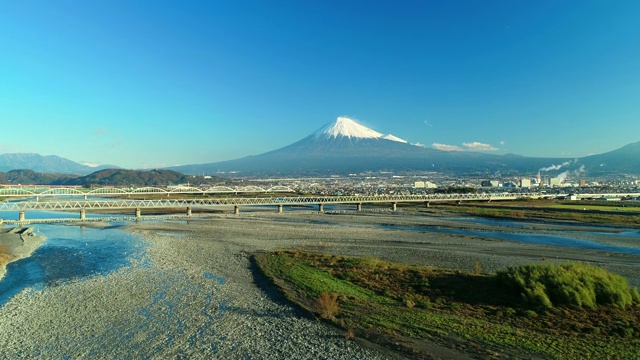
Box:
[0,210,638,358]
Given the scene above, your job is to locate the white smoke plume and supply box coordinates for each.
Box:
[539,161,571,172]
[556,165,586,184]
[557,171,569,183]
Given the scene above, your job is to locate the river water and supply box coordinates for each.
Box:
[0,211,148,307]
[1,210,639,308]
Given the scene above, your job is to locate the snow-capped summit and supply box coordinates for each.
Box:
[170,114,591,176]
[315,117,407,143]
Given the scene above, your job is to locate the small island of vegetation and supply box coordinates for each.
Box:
[255,251,640,359]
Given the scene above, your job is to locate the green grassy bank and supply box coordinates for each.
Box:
[435,202,640,227]
[254,251,640,359]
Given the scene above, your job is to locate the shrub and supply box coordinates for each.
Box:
[496,262,640,309]
[473,260,483,275]
[416,298,432,309]
[503,307,517,316]
[402,295,416,308]
[344,328,355,340]
[316,292,339,319]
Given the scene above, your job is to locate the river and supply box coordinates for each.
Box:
[1,210,639,309]
[0,211,148,308]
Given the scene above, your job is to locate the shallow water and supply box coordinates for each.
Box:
[446,216,640,235]
[392,226,640,255]
[0,220,149,307]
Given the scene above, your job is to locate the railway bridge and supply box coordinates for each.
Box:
[0,193,525,224]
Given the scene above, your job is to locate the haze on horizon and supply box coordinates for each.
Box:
[1,1,639,169]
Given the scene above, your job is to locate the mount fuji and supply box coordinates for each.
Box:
[169,117,564,176]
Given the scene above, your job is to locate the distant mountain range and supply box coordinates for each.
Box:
[2,118,640,178]
[168,117,640,177]
[568,141,640,175]
[0,169,229,187]
[0,153,115,175]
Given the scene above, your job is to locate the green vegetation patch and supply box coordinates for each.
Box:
[550,204,640,212]
[254,251,640,359]
[438,203,640,227]
[496,262,640,310]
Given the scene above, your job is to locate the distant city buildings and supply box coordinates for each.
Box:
[414,181,437,189]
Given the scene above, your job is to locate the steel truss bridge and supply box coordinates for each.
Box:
[2,192,638,224]
[1,193,522,212]
[1,192,639,213]
[0,185,295,198]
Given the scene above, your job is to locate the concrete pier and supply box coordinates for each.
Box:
[425,201,430,208]
[277,204,283,213]
[135,208,141,219]
[187,207,192,217]
[80,209,86,220]
[357,203,362,211]
[19,211,25,221]
[318,204,324,213]
[392,202,397,211]
[234,206,240,215]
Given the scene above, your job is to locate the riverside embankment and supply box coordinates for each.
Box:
[0,210,638,358]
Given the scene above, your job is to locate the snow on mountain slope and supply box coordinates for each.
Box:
[382,134,408,143]
[314,117,407,143]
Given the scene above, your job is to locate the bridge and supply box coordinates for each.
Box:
[1,192,638,224]
[0,193,524,223]
[0,185,295,199]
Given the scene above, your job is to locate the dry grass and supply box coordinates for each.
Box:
[344,328,355,340]
[316,292,339,319]
[473,260,483,275]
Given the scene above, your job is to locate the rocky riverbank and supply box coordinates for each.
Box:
[0,210,638,358]
[0,227,46,281]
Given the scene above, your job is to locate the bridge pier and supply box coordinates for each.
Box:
[187,207,192,217]
[425,201,430,208]
[234,206,240,215]
[84,195,88,200]
[36,196,39,202]
[357,203,362,212]
[277,204,283,213]
[80,209,86,221]
[392,202,397,212]
[19,211,25,222]
[318,204,324,213]
[135,208,141,219]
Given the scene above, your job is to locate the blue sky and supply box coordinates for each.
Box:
[1,1,639,169]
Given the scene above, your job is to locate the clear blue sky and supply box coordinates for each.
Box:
[1,1,639,169]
